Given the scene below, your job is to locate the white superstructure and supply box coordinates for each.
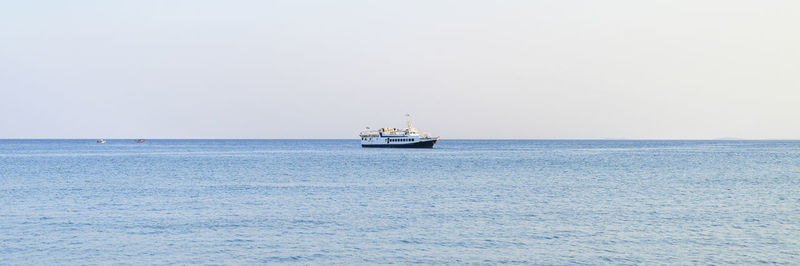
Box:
[359,114,439,148]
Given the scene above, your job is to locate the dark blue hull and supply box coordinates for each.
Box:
[362,139,437,148]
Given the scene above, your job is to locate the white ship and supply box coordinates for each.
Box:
[359,114,439,148]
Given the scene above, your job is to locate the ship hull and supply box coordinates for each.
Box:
[361,139,437,148]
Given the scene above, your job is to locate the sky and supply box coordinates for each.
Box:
[1,0,799,139]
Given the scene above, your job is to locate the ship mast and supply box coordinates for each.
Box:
[405,113,413,129]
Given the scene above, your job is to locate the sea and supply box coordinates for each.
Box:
[1,139,798,264]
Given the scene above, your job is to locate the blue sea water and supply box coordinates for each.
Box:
[1,139,799,264]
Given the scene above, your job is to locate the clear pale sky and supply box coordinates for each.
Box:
[1,1,799,139]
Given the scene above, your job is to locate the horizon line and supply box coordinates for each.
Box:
[2,138,799,141]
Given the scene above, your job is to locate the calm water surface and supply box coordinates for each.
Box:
[1,140,799,264]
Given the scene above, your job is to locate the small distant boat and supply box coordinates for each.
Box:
[359,114,439,148]
[96,138,106,144]
[135,139,146,143]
